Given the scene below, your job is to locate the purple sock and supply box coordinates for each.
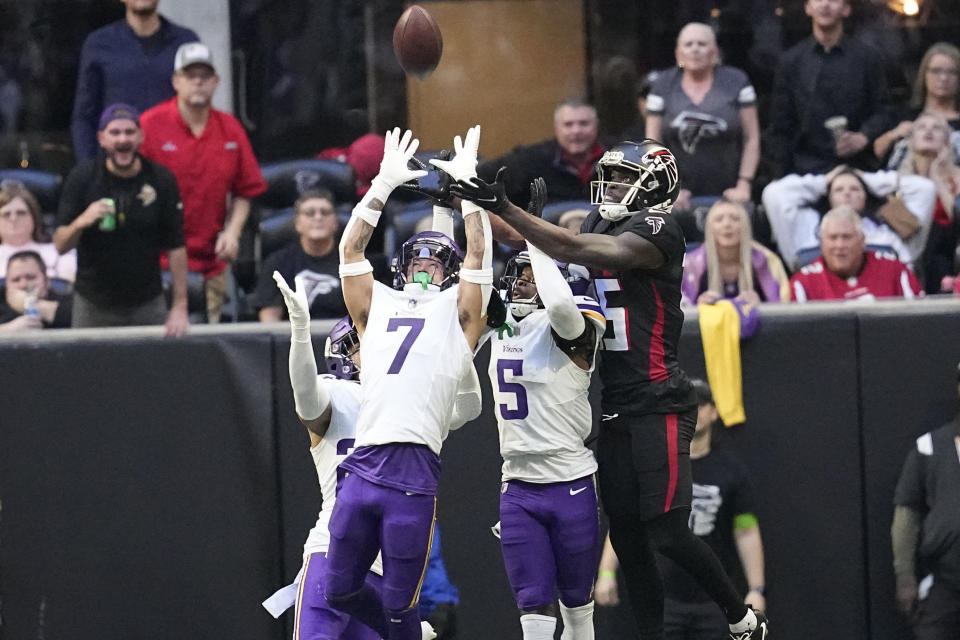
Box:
[386,606,421,640]
[326,582,388,638]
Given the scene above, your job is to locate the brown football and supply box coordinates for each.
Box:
[392,4,443,80]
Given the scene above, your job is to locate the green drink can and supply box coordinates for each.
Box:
[99,198,116,231]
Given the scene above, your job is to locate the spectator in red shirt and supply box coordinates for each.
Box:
[140,42,267,322]
[790,206,923,302]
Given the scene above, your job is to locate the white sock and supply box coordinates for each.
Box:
[729,607,757,633]
[520,613,557,640]
[559,601,595,640]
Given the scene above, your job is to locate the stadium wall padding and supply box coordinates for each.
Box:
[1,301,958,640]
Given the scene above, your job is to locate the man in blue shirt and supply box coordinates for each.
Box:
[71,0,198,160]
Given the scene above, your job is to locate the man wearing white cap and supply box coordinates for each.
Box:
[140,42,266,322]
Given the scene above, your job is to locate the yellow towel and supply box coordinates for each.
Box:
[698,301,746,426]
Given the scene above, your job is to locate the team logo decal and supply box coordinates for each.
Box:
[137,184,157,207]
[645,216,665,234]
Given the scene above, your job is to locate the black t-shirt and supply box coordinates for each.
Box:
[894,419,960,589]
[582,209,696,414]
[57,157,184,308]
[660,447,756,602]
[249,243,347,320]
[0,290,72,328]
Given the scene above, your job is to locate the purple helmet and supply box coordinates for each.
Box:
[500,251,591,318]
[324,315,360,380]
[391,230,464,291]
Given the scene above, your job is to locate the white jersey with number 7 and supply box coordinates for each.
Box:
[355,281,472,455]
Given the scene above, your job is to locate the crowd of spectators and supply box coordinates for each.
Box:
[1,0,959,340]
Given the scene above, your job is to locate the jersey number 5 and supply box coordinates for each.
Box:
[386,317,425,374]
[496,359,529,420]
[595,278,628,351]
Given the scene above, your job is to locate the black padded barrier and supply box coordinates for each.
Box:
[0,329,283,640]
[1,300,959,640]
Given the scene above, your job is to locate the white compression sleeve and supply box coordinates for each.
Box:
[527,242,585,340]
[449,364,482,430]
[288,332,330,421]
[432,205,455,238]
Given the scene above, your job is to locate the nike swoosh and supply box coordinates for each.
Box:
[569,487,587,496]
[475,195,499,203]
[600,413,619,421]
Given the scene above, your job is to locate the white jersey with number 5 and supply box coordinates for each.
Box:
[356,281,472,455]
[487,295,605,483]
[302,376,383,574]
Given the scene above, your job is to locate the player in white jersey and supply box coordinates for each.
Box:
[483,181,606,640]
[260,304,385,639]
[325,126,490,640]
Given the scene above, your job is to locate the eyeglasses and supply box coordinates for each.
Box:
[299,207,336,218]
[0,208,30,220]
[927,67,959,77]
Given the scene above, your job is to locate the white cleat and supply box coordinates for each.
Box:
[421,620,438,640]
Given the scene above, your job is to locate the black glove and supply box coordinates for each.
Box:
[526,177,547,218]
[485,288,507,329]
[397,150,455,207]
[448,166,510,214]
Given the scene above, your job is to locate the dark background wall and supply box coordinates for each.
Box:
[1,300,958,640]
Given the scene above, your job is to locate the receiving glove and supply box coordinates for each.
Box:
[365,128,428,206]
[448,167,511,214]
[428,125,481,183]
[526,176,547,218]
[273,271,310,342]
[397,149,455,207]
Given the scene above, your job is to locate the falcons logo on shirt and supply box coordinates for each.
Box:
[645,216,665,234]
[669,110,728,154]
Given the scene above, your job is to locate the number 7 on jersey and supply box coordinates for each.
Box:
[386,317,425,374]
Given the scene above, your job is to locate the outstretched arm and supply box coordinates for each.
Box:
[449,172,664,271]
[339,128,427,334]
[274,272,332,445]
[429,126,492,349]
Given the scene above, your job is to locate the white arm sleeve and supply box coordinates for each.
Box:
[432,205,455,238]
[449,364,482,430]
[761,174,827,270]
[527,241,585,340]
[288,334,330,421]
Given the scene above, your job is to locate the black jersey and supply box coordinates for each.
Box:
[582,209,696,414]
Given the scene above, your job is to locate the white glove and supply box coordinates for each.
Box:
[429,125,481,182]
[372,127,428,193]
[273,271,310,342]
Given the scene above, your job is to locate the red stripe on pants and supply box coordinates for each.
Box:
[663,413,679,512]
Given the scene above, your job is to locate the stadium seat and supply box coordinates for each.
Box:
[257,158,357,209]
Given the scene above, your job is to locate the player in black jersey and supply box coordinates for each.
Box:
[448,139,768,640]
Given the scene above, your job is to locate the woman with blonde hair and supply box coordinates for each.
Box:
[681,199,789,306]
[895,112,960,292]
[0,180,76,281]
[646,22,760,216]
[875,42,960,165]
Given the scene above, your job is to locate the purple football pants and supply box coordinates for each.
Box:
[324,472,436,640]
[295,553,381,640]
[499,475,600,610]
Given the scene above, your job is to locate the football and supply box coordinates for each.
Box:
[392,4,443,80]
